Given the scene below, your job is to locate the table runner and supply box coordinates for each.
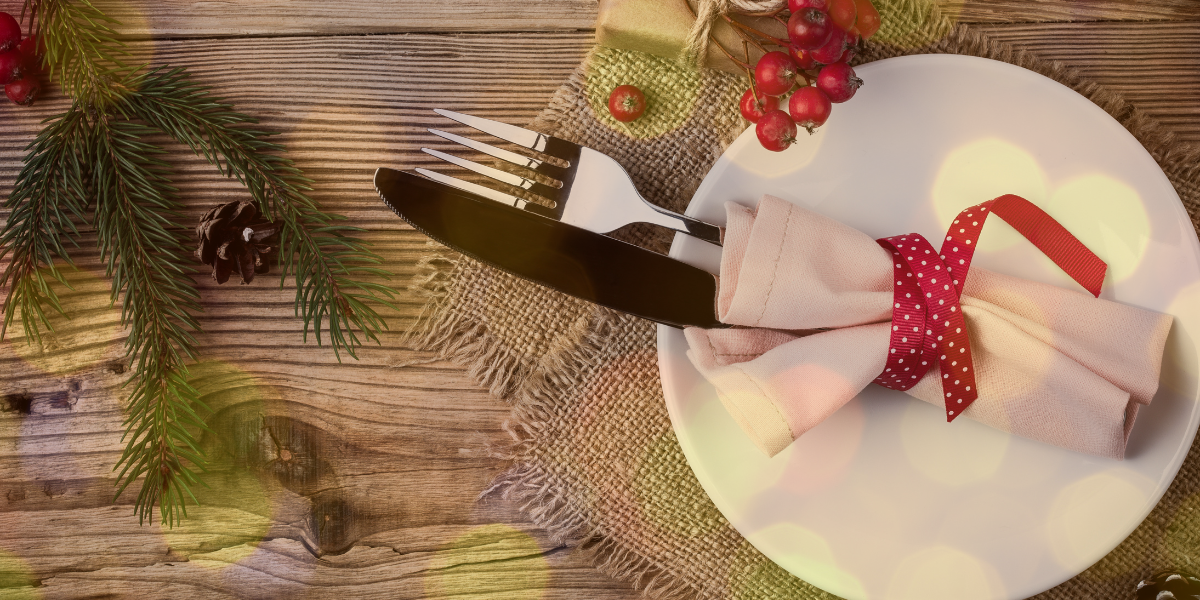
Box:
[408,1,1200,597]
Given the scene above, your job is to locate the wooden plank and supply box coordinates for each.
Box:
[0,508,637,599]
[3,0,1199,40]
[955,0,1200,23]
[976,21,1200,141]
[0,31,637,598]
[1,0,601,36]
[0,21,1197,599]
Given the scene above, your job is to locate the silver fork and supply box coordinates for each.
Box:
[416,109,723,246]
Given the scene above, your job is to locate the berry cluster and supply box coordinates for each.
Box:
[735,0,878,152]
[0,12,43,106]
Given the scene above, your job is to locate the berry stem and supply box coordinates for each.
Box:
[681,0,757,70]
[711,35,754,71]
[741,40,758,86]
[723,15,788,48]
[740,6,789,18]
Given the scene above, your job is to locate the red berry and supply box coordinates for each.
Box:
[739,88,781,123]
[756,110,797,152]
[754,51,798,96]
[5,76,39,105]
[817,62,863,103]
[842,30,861,63]
[788,45,818,70]
[607,85,646,122]
[0,49,20,85]
[788,87,832,132]
[0,12,19,52]
[17,35,42,72]
[810,26,849,65]
[788,8,833,50]
[853,0,881,40]
[828,0,858,32]
[788,0,828,11]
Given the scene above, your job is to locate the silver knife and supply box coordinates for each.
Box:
[374,167,724,329]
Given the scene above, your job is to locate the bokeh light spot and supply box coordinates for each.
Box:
[753,523,866,599]
[423,524,549,599]
[932,138,1048,252]
[887,546,1003,600]
[778,398,863,497]
[0,548,39,594]
[157,361,282,570]
[584,46,706,139]
[872,0,963,50]
[725,121,824,179]
[3,264,123,377]
[901,399,1009,487]
[1160,283,1200,399]
[727,540,834,600]
[161,506,274,570]
[634,431,724,538]
[1046,175,1149,284]
[1047,470,1153,572]
[1160,490,1200,568]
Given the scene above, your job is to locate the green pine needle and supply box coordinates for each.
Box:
[23,0,134,105]
[0,106,92,343]
[1,0,399,525]
[122,67,400,360]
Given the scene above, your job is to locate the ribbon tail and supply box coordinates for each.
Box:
[989,194,1108,297]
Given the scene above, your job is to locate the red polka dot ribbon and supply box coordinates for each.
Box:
[872,194,1107,422]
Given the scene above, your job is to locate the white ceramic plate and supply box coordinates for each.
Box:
[657,54,1200,600]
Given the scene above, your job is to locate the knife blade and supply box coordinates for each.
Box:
[374,167,723,329]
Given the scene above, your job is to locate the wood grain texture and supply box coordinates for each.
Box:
[0,6,1198,600]
[1,0,1194,40]
[93,0,602,36]
[0,31,628,599]
[977,21,1200,140]
[954,0,1200,23]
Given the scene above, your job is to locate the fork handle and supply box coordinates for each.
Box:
[646,207,723,246]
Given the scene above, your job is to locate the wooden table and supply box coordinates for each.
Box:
[0,1,1197,597]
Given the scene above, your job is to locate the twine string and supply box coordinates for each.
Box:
[684,0,786,64]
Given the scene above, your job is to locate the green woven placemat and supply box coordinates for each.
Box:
[410,1,1200,598]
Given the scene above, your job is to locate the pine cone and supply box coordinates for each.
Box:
[195,200,278,284]
[1137,571,1200,600]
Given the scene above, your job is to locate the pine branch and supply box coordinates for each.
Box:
[0,107,92,342]
[23,0,132,103]
[1,1,400,525]
[122,68,399,360]
[91,116,208,526]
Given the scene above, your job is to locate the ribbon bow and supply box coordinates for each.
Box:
[872,194,1107,422]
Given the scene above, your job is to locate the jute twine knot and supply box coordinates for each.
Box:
[683,0,786,65]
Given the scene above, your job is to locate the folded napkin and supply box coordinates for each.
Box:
[685,195,1173,459]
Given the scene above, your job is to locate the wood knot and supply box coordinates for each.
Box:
[2,393,33,415]
[310,495,355,555]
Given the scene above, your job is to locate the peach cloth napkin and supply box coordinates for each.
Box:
[684,195,1173,459]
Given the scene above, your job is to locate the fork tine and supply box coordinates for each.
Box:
[421,148,562,201]
[428,129,548,172]
[415,168,532,209]
[434,109,573,156]
[416,168,559,220]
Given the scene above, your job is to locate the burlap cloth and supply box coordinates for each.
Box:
[409,0,1200,597]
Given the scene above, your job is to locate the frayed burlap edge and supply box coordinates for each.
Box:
[406,46,721,595]
[481,308,701,600]
[407,12,1200,600]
